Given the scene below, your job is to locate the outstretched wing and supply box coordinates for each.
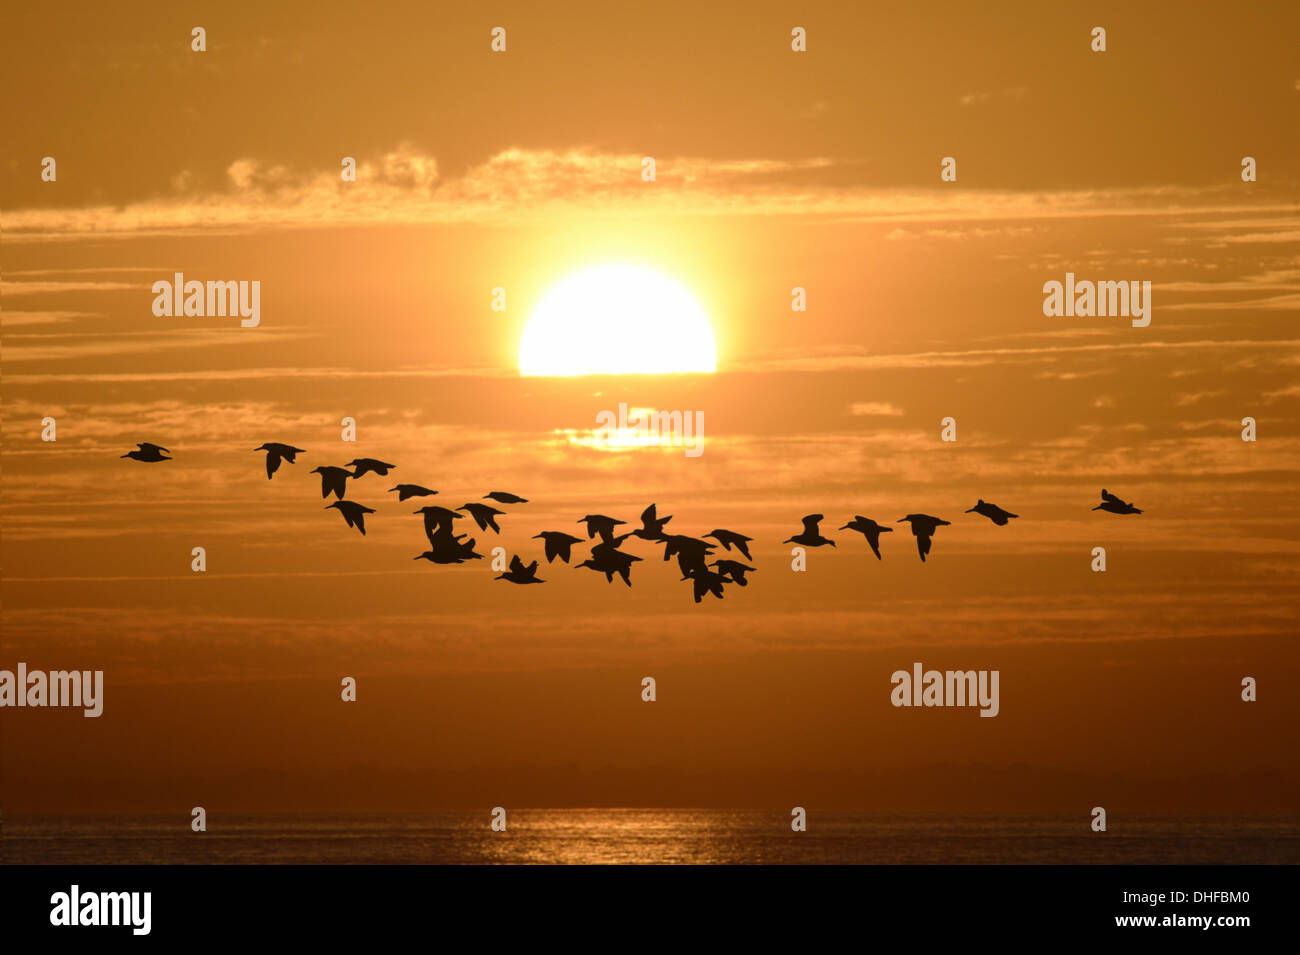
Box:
[328,471,348,499]
[422,511,440,546]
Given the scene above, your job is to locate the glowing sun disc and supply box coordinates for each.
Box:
[519,265,717,375]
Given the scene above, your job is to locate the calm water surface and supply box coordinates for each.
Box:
[3,811,1296,865]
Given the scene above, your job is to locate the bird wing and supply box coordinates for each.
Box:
[509,555,526,575]
[421,511,439,546]
[266,453,281,479]
[1101,489,1121,505]
[802,514,822,533]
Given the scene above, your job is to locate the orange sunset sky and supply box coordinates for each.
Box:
[2,1,1298,812]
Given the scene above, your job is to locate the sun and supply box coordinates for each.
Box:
[519,264,717,376]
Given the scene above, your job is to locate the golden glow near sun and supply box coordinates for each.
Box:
[519,265,717,375]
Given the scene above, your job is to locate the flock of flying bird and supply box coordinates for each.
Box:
[119,441,1145,603]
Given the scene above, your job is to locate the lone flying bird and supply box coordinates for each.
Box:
[633,503,673,541]
[1093,488,1142,515]
[484,491,528,505]
[390,484,438,502]
[254,442,305,479]
[705,528,753,561]
[839,516,893,559]
[533,531,584,564]
[121,442,171,462]
[965,500,1019,526]
[326,500,375,536]
[710,559,756,586]
[460,502,506,533]
[347,458,396,479]
[784,514,836,548]
[310,466,353,500]
[496,555,544,585]
[578,514,626,544]
[897,514,950,562]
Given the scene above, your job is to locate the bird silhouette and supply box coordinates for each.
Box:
[254,442,304,479]
[710,559,756,586]
[414,538,483,564]
[632,503,673,541]
[897,514,950,562]
[687,568,730,603]
[839,516,892,559]
[578,514,626,544]
[460,502,506,533]
[347,458,396,479]
[784,514,836,548]
[533,531,584,563]
[704,529,753,560]
[390,484,437,502]
[484,491,528,504]
[121,442,171,462]
[1093,488,1142,515]
[966,500,1019,526]
[412,504,481,563]
[326,500,374,536]
[310,466,353,500]
[577,544,641,586]
[661,534,716,577]
[496,554,544,584]
[413,505,463,545]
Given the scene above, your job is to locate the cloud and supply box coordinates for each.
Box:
[2,280,138,295]
[848,402,905,416]
[1163,292,1300,312]
[1175,390,1228,406]
[958,86,1029,106]
[733,339,1300,374]
[4,147,1292,239]
[0,310,101,327]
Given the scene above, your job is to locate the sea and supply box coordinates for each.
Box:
[4,811,1298,865]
